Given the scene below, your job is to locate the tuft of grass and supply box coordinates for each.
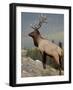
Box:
[26,48,42,61]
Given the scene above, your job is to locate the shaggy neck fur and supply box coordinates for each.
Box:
[32,34,42,47]
[33,35,41,47]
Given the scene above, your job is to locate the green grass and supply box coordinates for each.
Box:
[26,48,42,61]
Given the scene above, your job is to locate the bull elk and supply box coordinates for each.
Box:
[28,15,63,75]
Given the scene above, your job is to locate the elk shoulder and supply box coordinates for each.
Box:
[38,39,63,57]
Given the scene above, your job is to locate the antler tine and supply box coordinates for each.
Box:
[30,22,41,30]
[31,26,36,29]
[41,15,47,23]
[30,24,36,29]
[30,14,47,30]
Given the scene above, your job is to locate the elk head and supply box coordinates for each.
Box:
[28,14,47,47]
[28,29,40,38]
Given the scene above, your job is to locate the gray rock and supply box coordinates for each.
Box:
[21,56,64,77]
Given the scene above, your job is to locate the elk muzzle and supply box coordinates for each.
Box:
[28,33,32,37]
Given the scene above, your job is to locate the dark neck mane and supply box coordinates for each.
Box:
[32,33,41,47]
[32,35,44,47]
[32,37,39,47]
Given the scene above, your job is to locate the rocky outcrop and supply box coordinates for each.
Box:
[21,56,64,77]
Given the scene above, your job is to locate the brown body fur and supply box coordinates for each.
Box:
[28,30,63,75]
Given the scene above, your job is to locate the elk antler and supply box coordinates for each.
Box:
[31,14,47,30]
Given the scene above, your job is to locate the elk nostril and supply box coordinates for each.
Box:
[28,33,30,36]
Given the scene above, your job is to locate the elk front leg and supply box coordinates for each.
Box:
[42,52,47,69]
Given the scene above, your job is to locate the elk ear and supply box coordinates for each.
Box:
[35,29,40,34]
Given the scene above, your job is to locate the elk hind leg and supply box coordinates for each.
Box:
[53,55,61,75]
[59,56,62,75]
